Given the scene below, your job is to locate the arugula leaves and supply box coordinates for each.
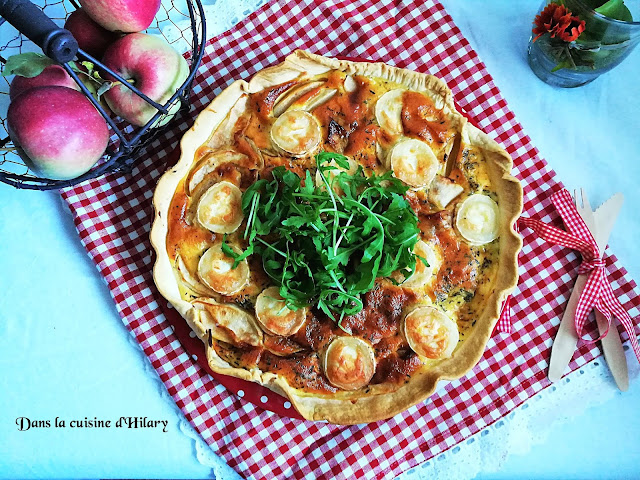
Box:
[222,152,423,327]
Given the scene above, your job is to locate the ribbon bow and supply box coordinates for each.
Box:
[517,189,640,362]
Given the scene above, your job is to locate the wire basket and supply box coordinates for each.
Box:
[0,0,206,190]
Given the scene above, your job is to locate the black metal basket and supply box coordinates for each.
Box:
[0,0,206,190]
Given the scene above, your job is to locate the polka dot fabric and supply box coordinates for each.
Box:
[60,0,640,478]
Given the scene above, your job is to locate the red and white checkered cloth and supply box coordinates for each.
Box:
[60,1,640,478]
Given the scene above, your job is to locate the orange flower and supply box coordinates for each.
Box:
[559,15,586,42]
[532,3,572,42]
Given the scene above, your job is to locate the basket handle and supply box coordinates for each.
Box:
[0,0,78,63]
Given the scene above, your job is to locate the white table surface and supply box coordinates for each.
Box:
[1,1,639,478]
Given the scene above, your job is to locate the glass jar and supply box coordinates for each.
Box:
[527,0,640,88]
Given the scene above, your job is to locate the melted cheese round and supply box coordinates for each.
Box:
[197,244,249,295]
[270,110,322,156]
[375,88,404,136]
[323,336,376,391]
[389,138,439,187]
[402,240,440,288]
[455,194,500,245]
[403,306,459,359]
[196,181,244,233]
[255,286,307,336]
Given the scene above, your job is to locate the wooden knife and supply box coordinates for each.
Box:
[593,194,628,391]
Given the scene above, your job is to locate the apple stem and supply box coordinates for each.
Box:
[76,69,102,85]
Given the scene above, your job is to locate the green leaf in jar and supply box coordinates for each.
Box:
[595,0,633,21]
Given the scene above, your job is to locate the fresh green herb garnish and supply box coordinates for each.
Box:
[222,152,424,328]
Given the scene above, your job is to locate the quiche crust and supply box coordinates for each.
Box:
[150,50,522,424]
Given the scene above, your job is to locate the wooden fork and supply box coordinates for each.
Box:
[548,189,592,382]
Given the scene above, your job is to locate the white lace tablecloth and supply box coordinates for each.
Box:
[0,1,638,478]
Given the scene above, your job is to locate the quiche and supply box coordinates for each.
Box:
[151,50,522,424]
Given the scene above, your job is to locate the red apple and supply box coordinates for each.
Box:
[9,65,80,100]
[102,33,189,127]
[7,86,110,180]
[79,0,161,33]
[64,8,120,58]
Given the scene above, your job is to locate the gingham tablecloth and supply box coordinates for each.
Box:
[60,0,640,478]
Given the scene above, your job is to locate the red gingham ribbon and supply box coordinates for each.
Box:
[497,298,512,333]
[497,221,520,333]
[519,189,640,362]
